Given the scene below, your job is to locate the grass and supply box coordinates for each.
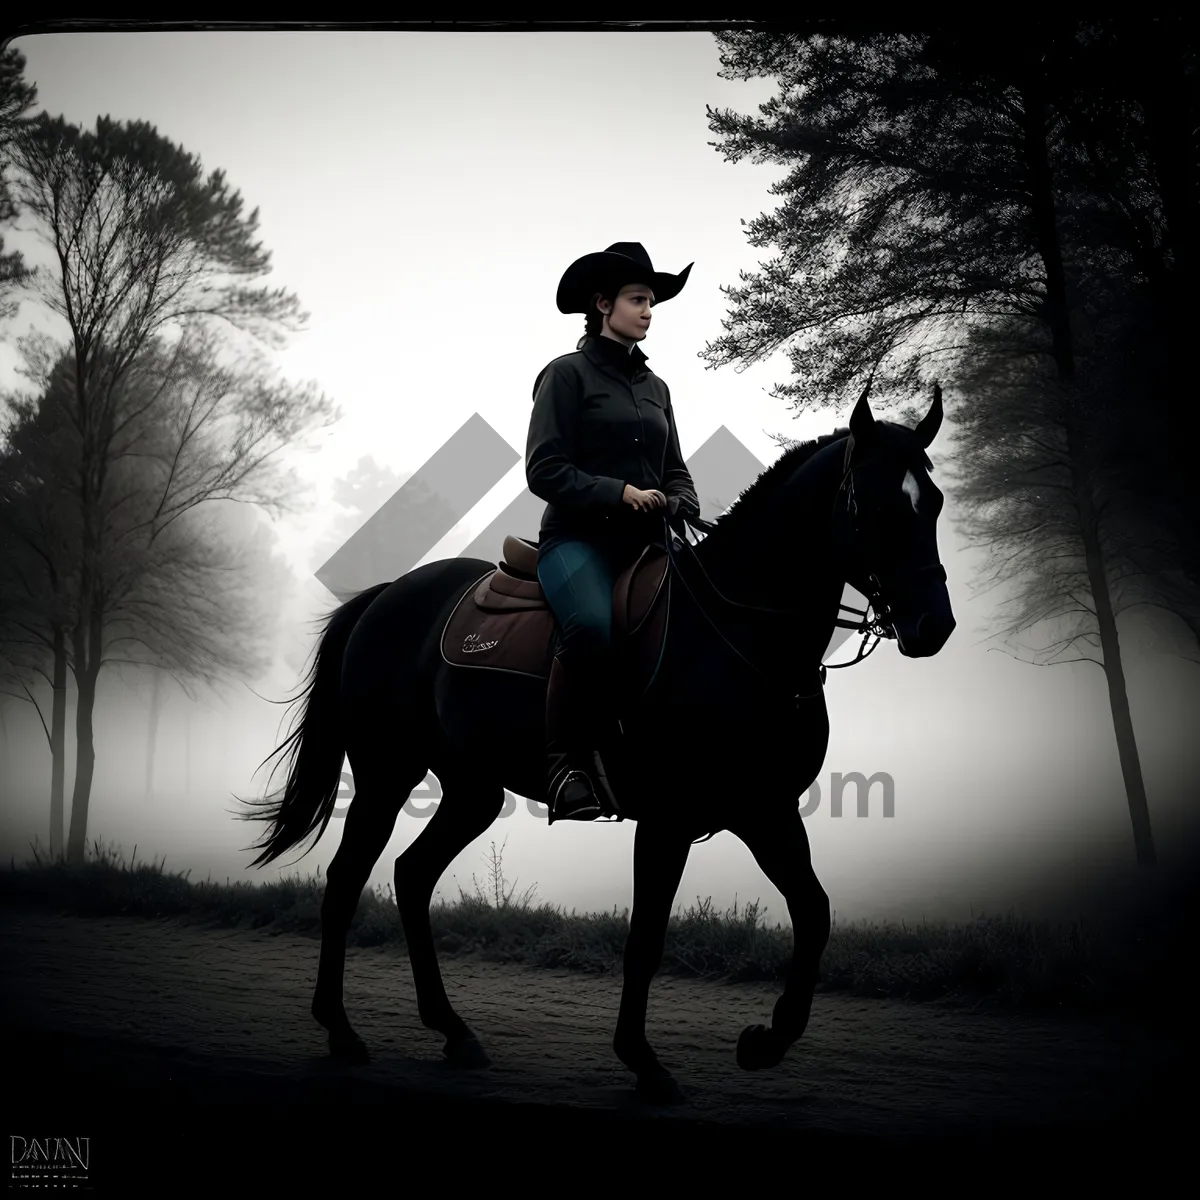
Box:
[0,834,1181,1019]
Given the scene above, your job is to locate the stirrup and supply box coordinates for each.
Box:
[548,768,604,822]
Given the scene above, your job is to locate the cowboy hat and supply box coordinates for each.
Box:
[556,242,694,315]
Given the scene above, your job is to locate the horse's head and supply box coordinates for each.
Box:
[839,383,955,658]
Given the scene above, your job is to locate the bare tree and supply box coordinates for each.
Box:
[0,337,334,861]
[4,110,338,862]
[2,337,322,850]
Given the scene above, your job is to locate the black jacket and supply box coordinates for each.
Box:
[525,335,701,553]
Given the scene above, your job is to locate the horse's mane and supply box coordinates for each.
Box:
[703,426,850,536]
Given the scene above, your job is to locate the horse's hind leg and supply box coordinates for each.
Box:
[394,760,504,1068]
[728,805,831,1071]
[312,759,424,1064]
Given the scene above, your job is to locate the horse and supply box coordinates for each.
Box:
[237,382,954,1104]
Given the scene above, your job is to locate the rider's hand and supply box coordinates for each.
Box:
[622,485,667,512]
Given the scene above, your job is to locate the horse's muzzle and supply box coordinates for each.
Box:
[896,610,956,658]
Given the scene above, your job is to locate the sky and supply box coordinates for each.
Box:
[2,30,1198,927]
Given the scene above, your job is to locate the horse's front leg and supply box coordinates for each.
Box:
[612,819,692,1104]
[728,805,831,1070]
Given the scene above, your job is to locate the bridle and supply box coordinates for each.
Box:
[657,441,945,703]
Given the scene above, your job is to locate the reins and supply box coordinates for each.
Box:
[657,458,897,704]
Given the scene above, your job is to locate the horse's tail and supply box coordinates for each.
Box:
[236,581,392,869]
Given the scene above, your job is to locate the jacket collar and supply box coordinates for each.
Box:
[580,334,649,378]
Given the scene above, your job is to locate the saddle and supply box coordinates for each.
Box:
[440,534,671,695]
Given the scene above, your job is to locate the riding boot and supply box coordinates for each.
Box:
[544,652,613,823]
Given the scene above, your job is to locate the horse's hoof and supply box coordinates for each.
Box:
[443,1035,491,1069]
[329,1031,370,1066]
[737,1023,787,1071]
[636,1072,686,1106]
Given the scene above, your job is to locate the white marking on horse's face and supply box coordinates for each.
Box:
[902,469,921,512]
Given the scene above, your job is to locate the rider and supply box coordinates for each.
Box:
[526,242,703,822]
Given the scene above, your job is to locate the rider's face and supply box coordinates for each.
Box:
[599,283,655,346]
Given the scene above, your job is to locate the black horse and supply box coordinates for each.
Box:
[239,384,954,1103]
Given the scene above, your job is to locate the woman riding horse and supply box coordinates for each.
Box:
[526,242,703,823]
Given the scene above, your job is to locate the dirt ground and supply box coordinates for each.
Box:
[1,907,1185,1188]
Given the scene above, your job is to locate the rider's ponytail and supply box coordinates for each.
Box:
[577,292,608,349]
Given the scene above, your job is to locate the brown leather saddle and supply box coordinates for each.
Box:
[440,534,671,695]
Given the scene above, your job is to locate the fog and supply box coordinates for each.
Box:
[2,30,1198,929]
[4,538,1197,926]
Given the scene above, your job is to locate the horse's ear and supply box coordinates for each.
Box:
[915,383,943,448]
[849,380,876,446]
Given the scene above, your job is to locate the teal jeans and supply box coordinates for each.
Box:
[536,537,632,661]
